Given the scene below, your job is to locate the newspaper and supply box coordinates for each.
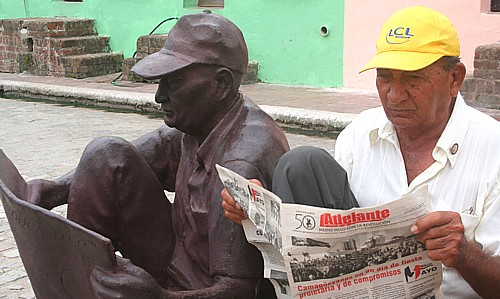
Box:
[216,165,291,298]
[216,164,443,299]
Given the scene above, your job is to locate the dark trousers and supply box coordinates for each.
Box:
[273,146,358,209]
[66,137,174,287]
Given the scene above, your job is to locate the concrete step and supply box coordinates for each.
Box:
[62,52,124,79]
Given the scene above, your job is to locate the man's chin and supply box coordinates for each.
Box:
[389,119,419,130]
[163,117,175,128]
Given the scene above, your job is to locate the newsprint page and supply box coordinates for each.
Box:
[216,165,443,299]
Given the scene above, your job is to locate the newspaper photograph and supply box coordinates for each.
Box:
[216,164,442,299]
[216,164,291,298]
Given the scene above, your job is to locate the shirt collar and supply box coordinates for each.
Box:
[369,110,395,147]
[434,93,468,167]
[368,93,468,167]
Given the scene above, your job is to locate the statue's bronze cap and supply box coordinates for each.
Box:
[131,10,248,80]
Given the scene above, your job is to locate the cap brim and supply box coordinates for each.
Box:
[359,51,444,73]
[131,50,193,80]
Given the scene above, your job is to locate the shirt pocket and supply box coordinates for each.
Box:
[459,212,481,241]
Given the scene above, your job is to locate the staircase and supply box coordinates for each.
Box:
[0,17,123,79]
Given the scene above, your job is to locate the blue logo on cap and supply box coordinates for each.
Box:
[386,27,414,44]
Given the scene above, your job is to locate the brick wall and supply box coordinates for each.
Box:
[0,18,123,78]
[461,42,500,109]
[122,34,167,82]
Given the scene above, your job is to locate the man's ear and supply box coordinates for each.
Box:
[214,68,234,101]
[450,62,466,97]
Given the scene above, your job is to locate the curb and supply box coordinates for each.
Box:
[0,80,355,134]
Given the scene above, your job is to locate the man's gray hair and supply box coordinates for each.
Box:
[440,56,461,71]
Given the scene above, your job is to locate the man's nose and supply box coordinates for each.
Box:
[386,80,408,104]
[155,80,169,104]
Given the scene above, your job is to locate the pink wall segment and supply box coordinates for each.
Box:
[344,0,500,91]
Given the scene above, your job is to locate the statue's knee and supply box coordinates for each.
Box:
[80,136,136,167]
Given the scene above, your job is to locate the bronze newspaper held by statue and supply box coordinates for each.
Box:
[0,150,116,299]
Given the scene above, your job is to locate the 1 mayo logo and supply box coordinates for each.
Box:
[386,27,414,44]
[404,263,438,283]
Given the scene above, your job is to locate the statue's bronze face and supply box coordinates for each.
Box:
[155,64,220,136]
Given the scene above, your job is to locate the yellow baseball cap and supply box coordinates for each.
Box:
[359,6,460,73]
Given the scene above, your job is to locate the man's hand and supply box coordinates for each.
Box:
[221,179,262,225]
[412,211,500,298]
[411,211,467,268]
[91,256,164,299]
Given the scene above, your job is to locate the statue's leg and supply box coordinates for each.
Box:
[272,146,359,209]
[67,136,174,286]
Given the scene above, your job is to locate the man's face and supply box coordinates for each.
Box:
[155,64,218,135]
[376,60,456,132]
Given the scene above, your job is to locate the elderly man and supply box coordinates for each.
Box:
[27,10,289,298]
[223,6,500,298]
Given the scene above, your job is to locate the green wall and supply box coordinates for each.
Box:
[0,0,344,87]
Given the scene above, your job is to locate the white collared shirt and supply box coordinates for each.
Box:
[335,94,500,298]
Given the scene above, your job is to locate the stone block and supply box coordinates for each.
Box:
[474,59,500,71]
[63,52,123,78]
[121,57,147,82]
[475,43,500,61]
[460,77,476,93]
[242,60,259,85]
[495,80,500,94]
[136,34,167,59]
[475,78,495,93]
[476,93,500,109]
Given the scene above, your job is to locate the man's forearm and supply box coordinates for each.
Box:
[27,170,73,209]
[455,240,500,299]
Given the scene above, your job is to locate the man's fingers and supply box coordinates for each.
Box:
[423,232,461,249]
[426,246,461,267]
[224,210,243,225]
[412,211,463,234]
[90,271,122,299]
[221,188,241,209]
[222,198,247,224]
[221,198,239,214]
[412,211,467,268]
[221,188,248,224]
[249,179,263,187]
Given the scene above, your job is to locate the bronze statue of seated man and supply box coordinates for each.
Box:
[26,10,289,299]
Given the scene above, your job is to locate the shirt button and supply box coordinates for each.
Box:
[450,143,459,155]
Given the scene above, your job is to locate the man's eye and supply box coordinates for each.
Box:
[376,71,391,78]
[376,74,391,81]
[167,77,182,84]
